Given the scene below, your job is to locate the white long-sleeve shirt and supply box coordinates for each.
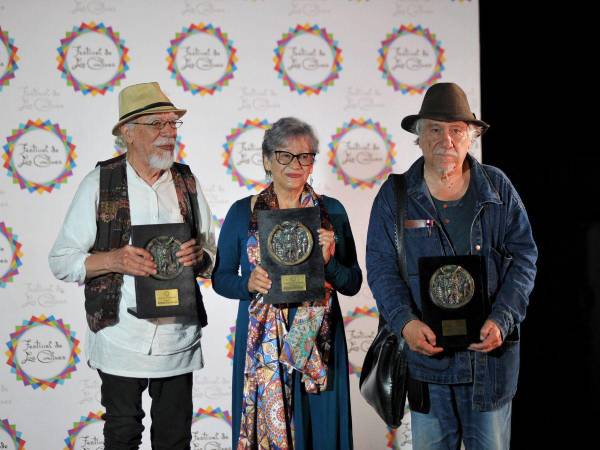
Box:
[48,161,216,378]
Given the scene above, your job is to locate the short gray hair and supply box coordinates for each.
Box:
[413,118,482,146]
[262,117,319,160]
[115,123,135,148]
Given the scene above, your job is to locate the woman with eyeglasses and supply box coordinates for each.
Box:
[212,117,362,450]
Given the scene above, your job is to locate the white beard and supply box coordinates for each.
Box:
[438,163,457,179]
[432,147,458,178]
[148,151,174,170]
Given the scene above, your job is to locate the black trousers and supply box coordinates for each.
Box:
[98,370,193,450]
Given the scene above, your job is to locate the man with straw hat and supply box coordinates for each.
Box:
[366,83,537,449]
[49,82,216,449]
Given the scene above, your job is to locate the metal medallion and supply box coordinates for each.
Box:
[267,220,313,266]
[146,236,184,280]
[429,264,475,309]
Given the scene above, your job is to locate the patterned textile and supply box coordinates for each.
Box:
[238,183,334,450]
[84,154,204,332]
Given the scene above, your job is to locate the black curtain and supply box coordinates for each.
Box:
[480,3,596,448]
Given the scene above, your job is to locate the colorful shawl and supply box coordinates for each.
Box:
[238,183,334,450]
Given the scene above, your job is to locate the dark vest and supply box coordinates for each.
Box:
[83,154,207,332]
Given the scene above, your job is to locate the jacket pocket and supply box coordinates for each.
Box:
[487,247,513,299]
[407,349,450,371]
[405,228,441,276]
[491,339,520,398]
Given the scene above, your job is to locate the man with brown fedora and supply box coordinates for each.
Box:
[49,82,216,449]
[367,82,537,449]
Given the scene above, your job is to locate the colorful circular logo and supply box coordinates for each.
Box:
[0,223,23,289]
[191,406,232,450]
[225,325,236,361]
[5,315,81,390]
[274,24,343,95]
[343,306,378,377]
[63,411,104,450]
[113,135,187,163]
[211,214,224,231]
[328,118,396,189]
[0,27,19,92]
[57,22,130,95]
[385,410,412,450]
[167,23,238,95]
[378,24,445,94]
[2,119,77,194]
[0,418,26,450]
[196,277,212,289]
[222,119,270,190]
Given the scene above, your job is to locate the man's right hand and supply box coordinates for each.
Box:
[85,246,157,279]
[402,319,444,356]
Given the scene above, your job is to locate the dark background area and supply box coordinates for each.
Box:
[479,4,597,448]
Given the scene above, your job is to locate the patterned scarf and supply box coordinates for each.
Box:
[238,183,334,450]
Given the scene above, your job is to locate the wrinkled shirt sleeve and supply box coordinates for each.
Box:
[48,168,100,284]
[488,182,538,339]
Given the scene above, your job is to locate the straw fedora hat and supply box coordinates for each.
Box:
[401,82,489,135]
[112,82,186,136]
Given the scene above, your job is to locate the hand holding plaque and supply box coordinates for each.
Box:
[257,207,325,304]
[129,223,197,319]
[418,255,490,349]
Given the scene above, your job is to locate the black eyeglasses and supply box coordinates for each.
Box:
[274,150,316,166]
[130,120,183,131]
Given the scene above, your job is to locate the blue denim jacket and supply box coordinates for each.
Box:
[366,155,537,410]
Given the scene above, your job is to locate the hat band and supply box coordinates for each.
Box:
[119,102,174,121]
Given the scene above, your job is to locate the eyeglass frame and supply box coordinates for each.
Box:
[129,120,183,131]
[273,150,317,166]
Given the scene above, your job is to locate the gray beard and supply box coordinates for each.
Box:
[148,152,174,170]
[438,163,457,179]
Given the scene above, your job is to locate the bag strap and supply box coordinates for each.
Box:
[377,174,408,332]
[391,175,431,412]
[390,174,408,283]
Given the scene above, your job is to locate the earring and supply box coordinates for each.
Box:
[309,175,314,185]
[265,170,272,181]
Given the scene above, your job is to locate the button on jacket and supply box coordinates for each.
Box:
[366,154,537,410]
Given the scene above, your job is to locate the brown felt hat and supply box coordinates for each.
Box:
[401,82,489,135]
[112,82,186,136]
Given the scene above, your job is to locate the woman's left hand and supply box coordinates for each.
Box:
[318,228,336,265]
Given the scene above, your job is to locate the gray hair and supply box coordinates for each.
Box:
[116,122,135,142]
[262,117,319,160]
[413,118,482,146]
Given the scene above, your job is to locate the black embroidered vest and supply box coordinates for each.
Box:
[84,154,207,332]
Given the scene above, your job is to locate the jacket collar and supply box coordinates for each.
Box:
[404,153,502,214]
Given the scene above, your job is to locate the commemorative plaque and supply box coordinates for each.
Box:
[257,207,325,304]
[418,255,489,349]
[129,223,197,318]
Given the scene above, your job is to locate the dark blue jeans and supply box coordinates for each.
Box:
[98,370,193,450]
[410,383,511,450]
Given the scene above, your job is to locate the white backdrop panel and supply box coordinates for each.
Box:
[0,1,480,449]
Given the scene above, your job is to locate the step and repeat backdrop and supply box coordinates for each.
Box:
[0,1,481,449]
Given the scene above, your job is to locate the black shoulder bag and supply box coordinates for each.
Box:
[360,174,428,428]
